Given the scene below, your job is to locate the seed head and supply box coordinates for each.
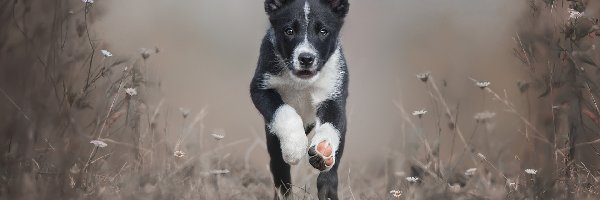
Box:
[508,181,516,189]
[100,49,112,57]
[465,168,477,176]
[178,107,190,118]
[476,81,491,89]
[477,153,486,160]
[416,72,430,82]
[474,111,496,123]
[174,150,186,158]
[412,109,428,118]
[389,190,402,198]
[569,9,583,20]
[405,176,420,183]
[211,133,225,140]
[125,88,137,96]
[525,169,538,175]
[90,140,108,148]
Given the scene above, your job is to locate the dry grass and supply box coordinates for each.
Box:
[1,0,600,199]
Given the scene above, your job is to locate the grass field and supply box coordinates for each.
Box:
[1,0,600,199]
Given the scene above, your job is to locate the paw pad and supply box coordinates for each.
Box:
[308,141,335,171]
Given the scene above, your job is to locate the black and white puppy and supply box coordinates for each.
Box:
[250,0,349,199]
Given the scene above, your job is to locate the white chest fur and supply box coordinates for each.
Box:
[262,48,344,127]
[277,84,318,127]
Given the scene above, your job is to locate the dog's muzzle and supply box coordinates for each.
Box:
[293,53,318,79]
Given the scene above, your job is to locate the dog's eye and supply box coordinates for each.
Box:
[284,28,294,36]
[319,28,329,36]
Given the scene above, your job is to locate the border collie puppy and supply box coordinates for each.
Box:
[250,0,349,199]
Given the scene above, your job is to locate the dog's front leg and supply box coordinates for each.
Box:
[251,74,308,165]
[309,100,345,171]
[308,100,346,200]
[269,104,308,165]
[250,84,308,198]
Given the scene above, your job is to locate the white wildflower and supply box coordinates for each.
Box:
[209,169,230,175]
[173,150,185,158]
[405,176,420,183]
[476,81,491,89]
[416,72,430,82]
[178,107,190,118]
[465,168,477,176]
[525,169,538,175]
[474,111,496,122]
[449,184,461,193]
[82,0,94,4]
[70,163,81,174]
[100,49,112,57]
[389,190,402,198]
[569,9,583,20]
[211,133,225,140]
[90,140,107,148]
[140,48,156,59]
[125,87,137,96]
[477,153,486,160]
[508,181,516,189]
[412,109,428,118]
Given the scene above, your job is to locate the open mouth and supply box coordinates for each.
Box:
[293,69,317,79]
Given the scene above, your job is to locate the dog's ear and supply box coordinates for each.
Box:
[264,0,291,15]
[322,0,349,17]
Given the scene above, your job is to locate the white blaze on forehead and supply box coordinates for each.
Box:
[292,1,317,71]
[304,1,310,23]
[291,1,317,70]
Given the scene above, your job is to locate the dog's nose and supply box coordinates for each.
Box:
[298,53,315,67]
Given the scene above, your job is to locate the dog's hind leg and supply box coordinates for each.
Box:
[266,130,292,199]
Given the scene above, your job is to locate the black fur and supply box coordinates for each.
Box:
[266,0,347,74]
[251,0,349,199]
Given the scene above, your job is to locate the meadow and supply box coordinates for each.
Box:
[1,0,599,199]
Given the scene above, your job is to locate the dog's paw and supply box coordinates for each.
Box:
[308,140,335,171]
[280,132,308,165]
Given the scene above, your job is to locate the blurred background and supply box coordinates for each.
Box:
[94,0,525,166]
[2,0,600,199]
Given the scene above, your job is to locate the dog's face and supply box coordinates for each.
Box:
[265,0,349,81]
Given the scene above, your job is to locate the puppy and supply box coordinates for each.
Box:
[249,0,349,199]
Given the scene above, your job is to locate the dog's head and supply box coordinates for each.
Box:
[265,0,349,81]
